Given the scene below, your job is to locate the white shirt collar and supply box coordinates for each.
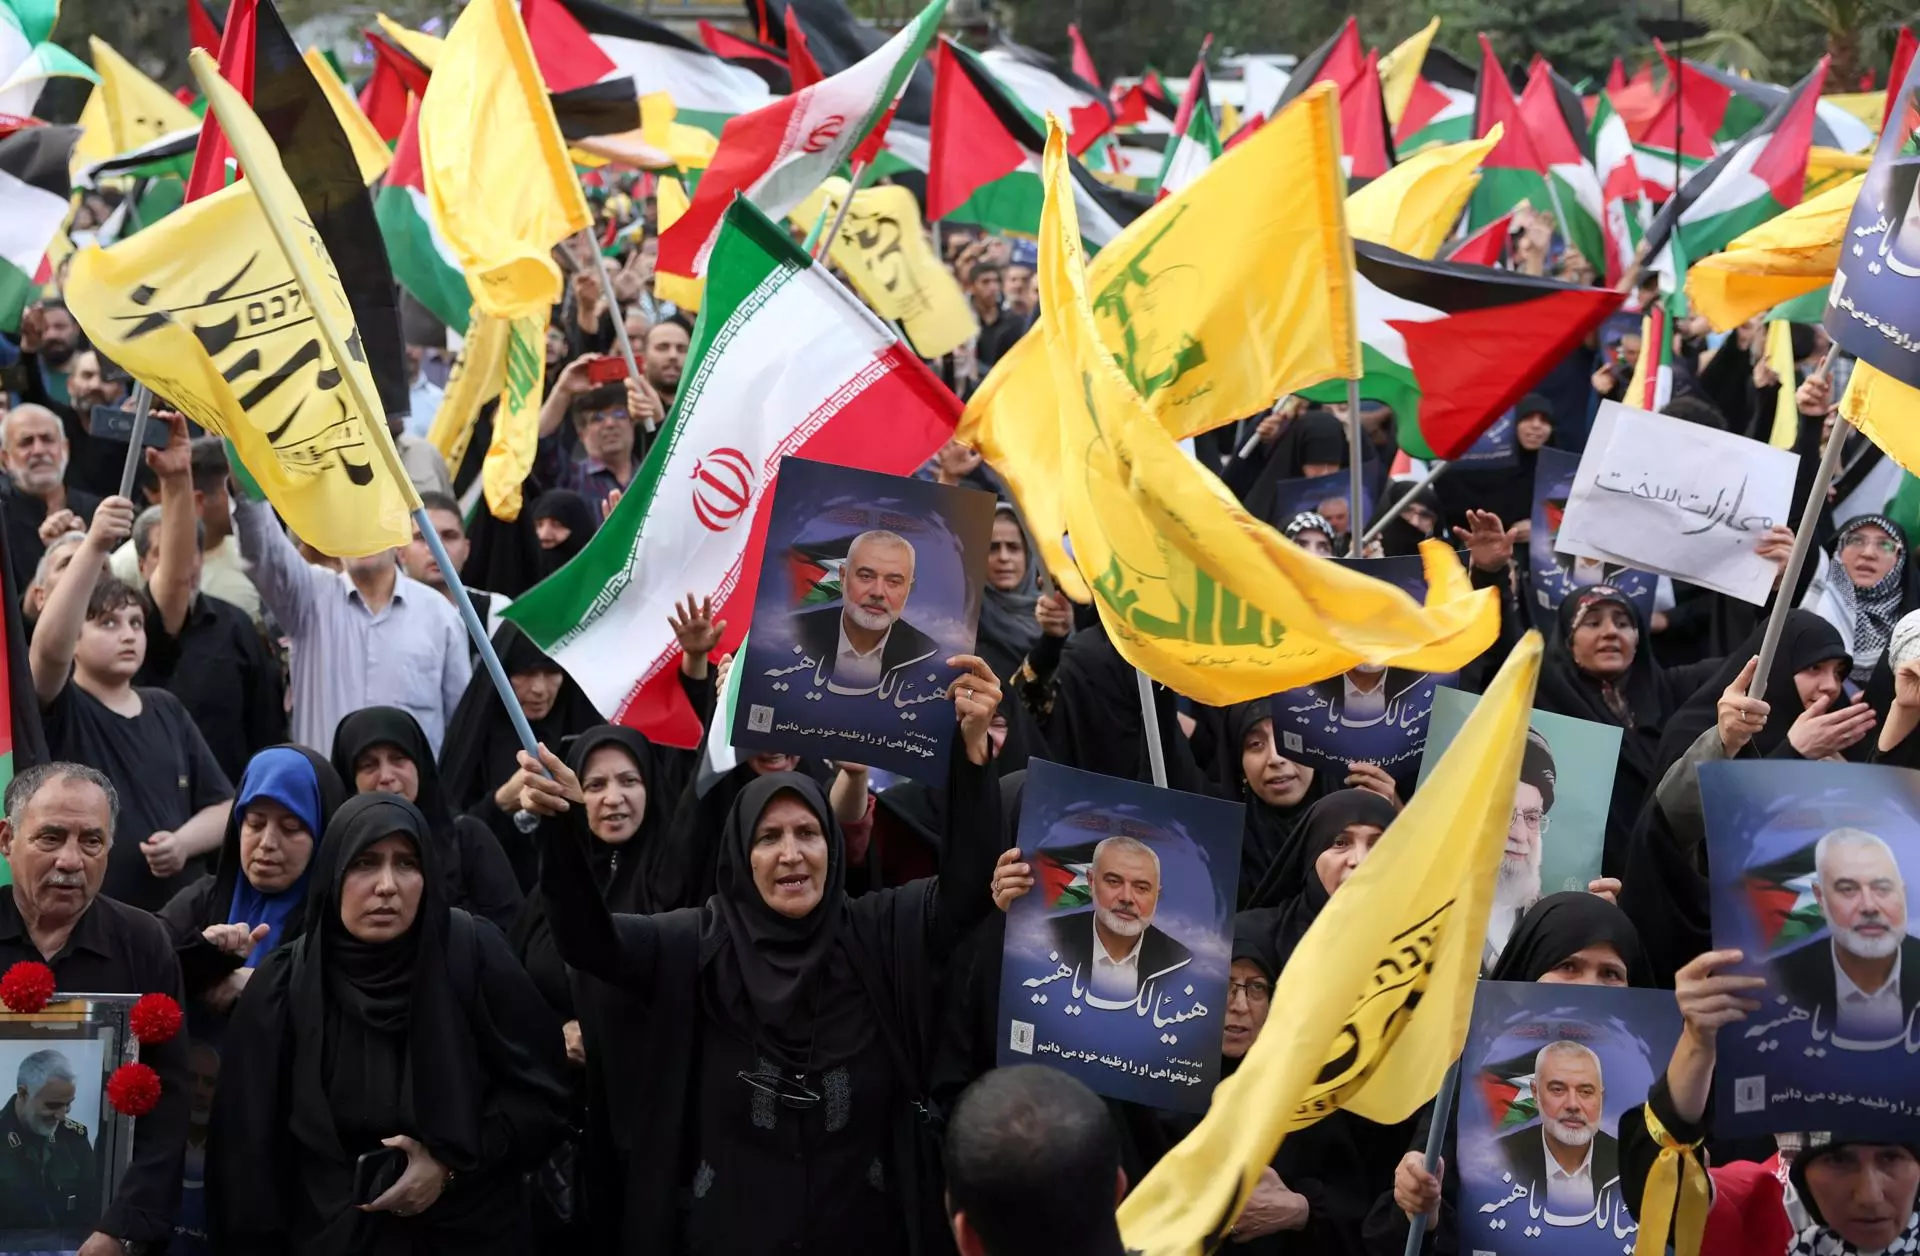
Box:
[836,618,891,660]
[1542,1126,1596,1181]
[1091,915,1146,967]
[1833,942,1902,1002]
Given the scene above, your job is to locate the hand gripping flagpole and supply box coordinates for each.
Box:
[1402,1059,1462,1256]
[1748,344,1845,703]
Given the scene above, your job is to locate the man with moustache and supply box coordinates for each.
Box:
[0,1048,98,1237]
[794,530,938,697]
[1773,828,1920,1044]
[0,403,99,593]
[1043,833,1194,1009]
[1485,729,1555,968]
[1498,1041,1617,1222]
[0,763,191,1256]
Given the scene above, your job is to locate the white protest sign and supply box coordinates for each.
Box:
[1555,400,1797,605]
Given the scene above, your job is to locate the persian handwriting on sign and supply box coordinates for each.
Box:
[1591,471,1776,537]
[1477,1173,1638,1239]
[1020,960,1211,1025]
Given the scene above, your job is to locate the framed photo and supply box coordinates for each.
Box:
[996,760,1243,1114]
[1419,691,1618,967]
[1456,981,1681,1253]
[0,995,140,1256]
[729,458,997,782]
[1702,760,1920,1138]
[1271,553,1455,797]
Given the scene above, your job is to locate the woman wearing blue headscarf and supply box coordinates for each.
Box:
[159,744,349,1014]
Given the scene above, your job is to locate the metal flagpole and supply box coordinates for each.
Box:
[1749,344,1844,701]
[813,160,872,263]
[116,384,155,498]
[413,505,544,761]
[581,230,652,433]
[1402,1060,1462,1256]
[1357,462,1454,550]
[1346,377,1366,556]
[1134,667,1169,788]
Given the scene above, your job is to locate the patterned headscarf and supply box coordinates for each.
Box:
[1826,515,1909,685]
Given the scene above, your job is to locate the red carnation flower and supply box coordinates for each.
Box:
[106,1063,162,1117]
[129,993,183,1044]
[0,962,55,1014]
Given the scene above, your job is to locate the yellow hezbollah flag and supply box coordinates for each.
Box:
[1686,174,1860,330]
[484,313,550,520]
[964,82,1359,588]
[67,56,417,558]
[75,38,201,173]
[428,311,511,469]
[304,48,392,184]
[1764,319,1799,450]
[417,0,592,321]
[790,177,978,359]
[1347,127,1499,260]
[1120,633,1542,1253]
[1842,362,1920,480]
[1031,118,1495,701]
[1379,16,1440,127]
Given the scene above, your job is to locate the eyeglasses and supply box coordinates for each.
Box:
[1841,535,1900,556]
[1227,979,1272,1005]
[579,408,631,426]
[1511,807,1551,834]
[735,1069,821,1109]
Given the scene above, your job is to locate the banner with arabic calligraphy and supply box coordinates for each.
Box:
[729,458,996,783]
[1526,447,1657,632]
[1455,981,1680,1253]
[996,759,1243,1114]
[1825,55,1920,387]
[1702,760,1920,1139]
[1269,554,1454,798]
[1418,690,1618,970]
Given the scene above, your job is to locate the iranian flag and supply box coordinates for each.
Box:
[374,99,471,334]
[657,0,945,279]
[1591,90,1647,284]
[1466,34,1549,231]
[1154,50,1219,201]
[1742,841,1826,956]
[1642,58,1827,289]
[925,37,1143,246]
[505,197,961,748]
[1300,242,1624,461]
[0,124,75,332]
[1626,304,1675,411]
[1518,59,1606,279]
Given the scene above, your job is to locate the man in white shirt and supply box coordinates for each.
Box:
[1773,828,1920,1045]
[1497,1041,1618,1224]
[793,530,938,697]
[1042,834,1194,1012]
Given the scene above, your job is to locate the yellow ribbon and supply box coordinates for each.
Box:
[1635,1103,1712,1256]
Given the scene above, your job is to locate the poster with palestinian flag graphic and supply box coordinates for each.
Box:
[1703,760,1920,1139]
[728,458,996,782]
[1825,51,1920,388]
[1456,982,1680,1252]
[997,759,1243,1114]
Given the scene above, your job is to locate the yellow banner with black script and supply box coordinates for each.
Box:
[791,178,978,360]
[428,310,510,472]
[67,190,414,559]
[483,312,549,520]
[1013,118,1494,701]
[1118,633,1543,1254]
[962,81,1358,586]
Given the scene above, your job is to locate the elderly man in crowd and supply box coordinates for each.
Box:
[0,404,98,594]
[1774,827,1920,1043]
[0,762,191,1256]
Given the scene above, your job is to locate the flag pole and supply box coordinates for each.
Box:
[1357,462,1453,549]
[1134,667,1169,788]
[1748,344,1845,702]
[580,229,652,433]
[1402,1058,1461,1256]
[813,159,872,262]
[1346,376,1366,556]
[116,384,155,499]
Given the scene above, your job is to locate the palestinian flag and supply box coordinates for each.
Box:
[1444,210,1512,267]
[0,124,74,332]
[1273,16,1363,116]
[504,197,960,748]
[926,38,1145,247]
[1742,841,1825,955]
[73,126,198,188]
[1467,34,1550,231]
[1659,47,1871,153]
[188,0,221,54]
[657,0,945,279]
[1642,58,1828,289]
[1341,49,1395,183]
[1154,50,1219,201]
[375,101,471,334]
[1478,1052,1540,1131]
[1631,75,1716,202]
[787,538,848,605]
[185,0,257,202]
[976,43,1114,158]
[359,28,431,143]
[695,19,791,95]
[1037,839,1102,909]
[1396,74,1473,154]
[1518,59,1606,277]
[526,0,773,128]
[1301,242,1624,461]
[1592,90,1647,283]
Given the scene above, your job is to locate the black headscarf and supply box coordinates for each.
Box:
[530,489,597,576]
[308,795,432,1036]
[330,706,474,905]
[698,771,871,1072]
[976,503,1042,682]
[1222,701,1332,910]
[1436,398,1550,539]
[1243,409,1353,522]
[1651,610,1849,780]
[1246,789,1397,974]
[1042,621,1209,792]
[1372,478,1442,559]
[437,624,602,813]
[1486,892,1653,987]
